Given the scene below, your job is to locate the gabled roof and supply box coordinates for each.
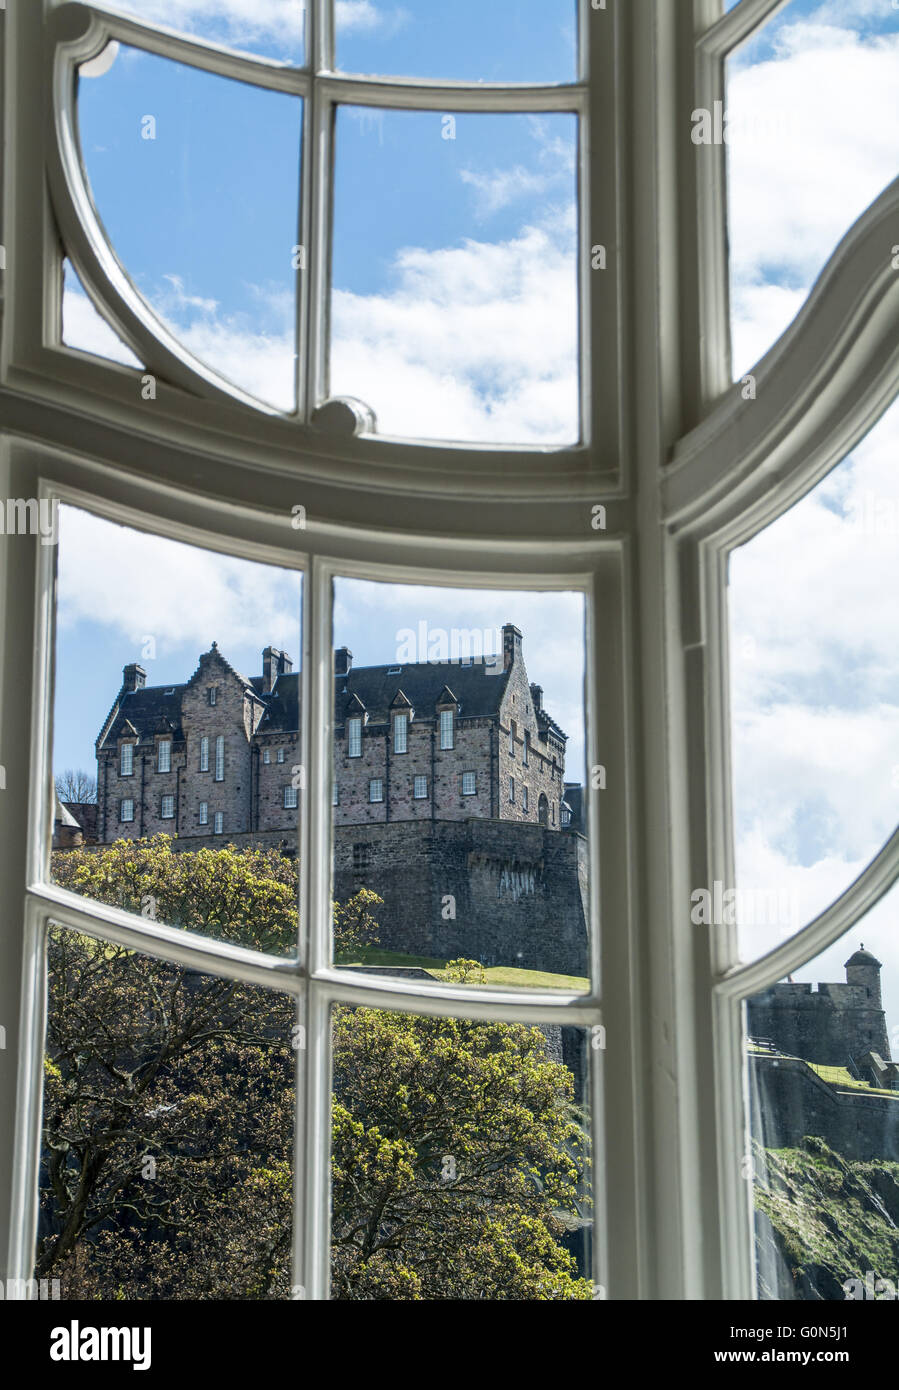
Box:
[334,658,510,724]
[97,685,186,750]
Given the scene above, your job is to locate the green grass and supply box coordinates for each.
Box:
[335,946,589,993]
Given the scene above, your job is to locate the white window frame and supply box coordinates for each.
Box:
[199,736,209,772]
[277,749,285,764]
[119,742,133,777]
[392,713,407,754]
[413,775,428,800]
[368,778,383,804]
[120,798,134,824]
[213,811,224,836]
[214,736,225,782]
[1,0,896,1309]
[284,785,298,810]
[263,748,271,765]
[461,772,476,797]
[157,739,171,774]
[439,709,454,750]
[199,801,208,826]
[347,717,362,758]
[160,794,174,820]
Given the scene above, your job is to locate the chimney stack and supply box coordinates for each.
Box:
[122,663,146,693]
[335,647,353,677]
[263,647,294,693]
[502,624,522,672]
[530,683,543,712]
[262,646,278,694]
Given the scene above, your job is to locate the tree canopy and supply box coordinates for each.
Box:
[41,837,591,1299]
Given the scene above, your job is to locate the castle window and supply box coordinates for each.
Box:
[462,772,476,797]
[263,748,271,764]
[277,748,285,763]
[509,721,516,757]
[120,743,133,777]
[284,786,298,809]
[215,737,225,781]
[120,799,134,824]
[439,709,454,750]
[207,686,217,706]
[509,777,515,804]
[199,736,209,772]
[393,713,408,754]
[213,812,224,835]
[353,844,372,872]
[523,732,529,766]
[522,785,529,813]
[160,795,174,820]
[369,779,384,803]
[414,775,428,799]
[157,739,171,773]
[348,717,362,757]
[199,802,208,826]
[551,802,555,825]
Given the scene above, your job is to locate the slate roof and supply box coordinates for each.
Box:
[333,657,510,726]
[96,650,566,744]
[97,685,186,749]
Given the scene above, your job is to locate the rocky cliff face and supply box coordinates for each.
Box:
[754,1135,899,1300]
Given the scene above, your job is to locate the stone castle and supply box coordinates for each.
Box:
[72,625,590,975]
[748,948,899,1162]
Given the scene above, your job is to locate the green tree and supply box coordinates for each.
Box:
[42,839,590,1299]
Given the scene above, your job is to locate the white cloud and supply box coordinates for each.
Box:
[331,216,578,443]
[57,508,301,656]
[111,0,406,47]
[62,273,143,369]
[730,399,899,959]
[727,13,899,375]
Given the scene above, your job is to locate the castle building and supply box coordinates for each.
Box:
[747,947,895,1084]
[94,624,571,845]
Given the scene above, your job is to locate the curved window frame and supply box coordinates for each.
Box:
[0,0,896,1305]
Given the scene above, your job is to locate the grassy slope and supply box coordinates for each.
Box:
[335,946,589,993]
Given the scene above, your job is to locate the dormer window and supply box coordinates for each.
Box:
[120,743,133,777]
[157,739,171,773]
[393,713,408,754]
[439,709,454,750]
[348,717,362,757]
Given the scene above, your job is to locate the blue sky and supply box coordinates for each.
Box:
[57,0,899,1018]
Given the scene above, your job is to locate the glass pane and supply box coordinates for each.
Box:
[331,578,590,991]
[336,0,577,84]
[331,108,579,445]
[726,0,899,378]
[38,927,296,1299]
[747,877,899,1300]
[729,397,899,963]
[331,1002,593,1299]
[52,505,303,957]
[61,259,143,369]
[106,0,305,65]
[77,47,301,409]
